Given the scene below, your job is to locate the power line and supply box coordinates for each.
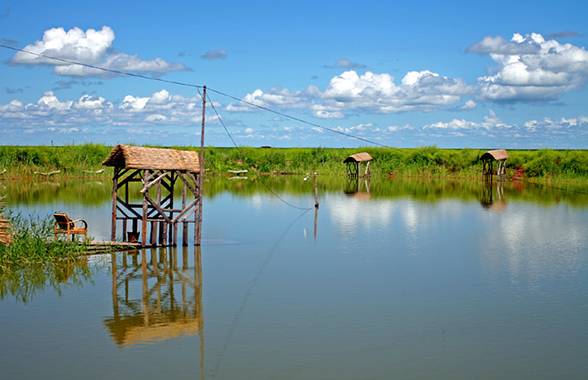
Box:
[206,87,392,148]
[207,92,314,211]
[209,207,310,379]
[0,43,391,148]
[0,43,203,89]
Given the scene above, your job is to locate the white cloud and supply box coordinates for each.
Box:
[470,32,588,102]
[75,95,111,110]
[0,89,204,129]
[121,95,149,112]
[37,91,73,111]
[461,99,477,110]
[13,26,186,77]
[145,114,167,122]
[523,116,588,131]
[424,110,512,130]
[226,69,471,117]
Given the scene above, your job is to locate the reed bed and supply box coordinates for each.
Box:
[0,144,587,180]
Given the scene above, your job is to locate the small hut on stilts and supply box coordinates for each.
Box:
[344,152,373,178]
[103,145,202,247]
[480,149,508,179]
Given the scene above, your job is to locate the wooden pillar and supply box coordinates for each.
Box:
[111,168,119,241]
[156,180,163,246]
[141,170,149,247]
[169,172,176,246]
[182,177,188,246]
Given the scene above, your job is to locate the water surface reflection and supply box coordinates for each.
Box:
[1,176,587,379]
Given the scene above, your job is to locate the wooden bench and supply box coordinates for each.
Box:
[53,213,88,241]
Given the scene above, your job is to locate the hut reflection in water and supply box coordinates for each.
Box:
[104,247,204,371]
[480,180,507,212]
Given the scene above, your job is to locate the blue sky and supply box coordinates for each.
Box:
[1,0,587,148]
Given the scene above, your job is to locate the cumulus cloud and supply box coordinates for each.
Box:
[424,110,512,130]
[523,116,588,131]
[461,99,477,110]
[0,89,202,129]
[201,49,227,60]
[469,32,588,102]
[12,26,187,77]
[226,69,471,117]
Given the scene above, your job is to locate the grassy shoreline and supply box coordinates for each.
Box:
[1,144,587,184]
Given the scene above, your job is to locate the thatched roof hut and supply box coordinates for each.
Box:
[480,149,508,161]
[103,145,200,173]
[343,152,373,163]
[480,149,508,177]
[343,152,373,178]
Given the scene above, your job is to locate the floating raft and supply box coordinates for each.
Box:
[85,241,140,253]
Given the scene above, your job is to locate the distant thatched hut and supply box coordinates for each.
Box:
[480,149,508,177]
[344,152,373,177]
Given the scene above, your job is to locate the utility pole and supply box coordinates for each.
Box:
[195,86,206,246]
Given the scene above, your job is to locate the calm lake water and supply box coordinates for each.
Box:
[1,176,588,379]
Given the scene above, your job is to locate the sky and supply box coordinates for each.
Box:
[0,0,587,148]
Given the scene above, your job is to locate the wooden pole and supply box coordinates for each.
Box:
[196,85,206,246]
[141,170,149,247]
[182,179,188,246]
[157,179,164,246]
[111,168,119,241]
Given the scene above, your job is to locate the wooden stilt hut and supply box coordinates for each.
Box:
[480,149,508,178]
[344,152,373,178]
[103,145,202,247]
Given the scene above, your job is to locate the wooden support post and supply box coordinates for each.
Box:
[141,170,149,247]
[157,180,164,246]
[169,172,175,246]
[111,168,119,241]
[182,178,188,246]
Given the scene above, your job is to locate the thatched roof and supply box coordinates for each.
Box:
[480,149,508,161]
[102,145,200,172]
[343,152,373,163]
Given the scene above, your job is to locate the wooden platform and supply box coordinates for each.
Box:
[86,241,140,253]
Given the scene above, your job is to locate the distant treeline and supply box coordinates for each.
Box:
[0,144,587,178]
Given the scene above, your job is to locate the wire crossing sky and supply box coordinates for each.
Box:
[0,0,587,148]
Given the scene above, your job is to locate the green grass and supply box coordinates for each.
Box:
[1,144,587,181]
[0,214,88,271]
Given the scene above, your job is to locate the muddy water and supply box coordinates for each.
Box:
[1,177,587,379]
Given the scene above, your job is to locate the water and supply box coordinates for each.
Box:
[1,177,588,379]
